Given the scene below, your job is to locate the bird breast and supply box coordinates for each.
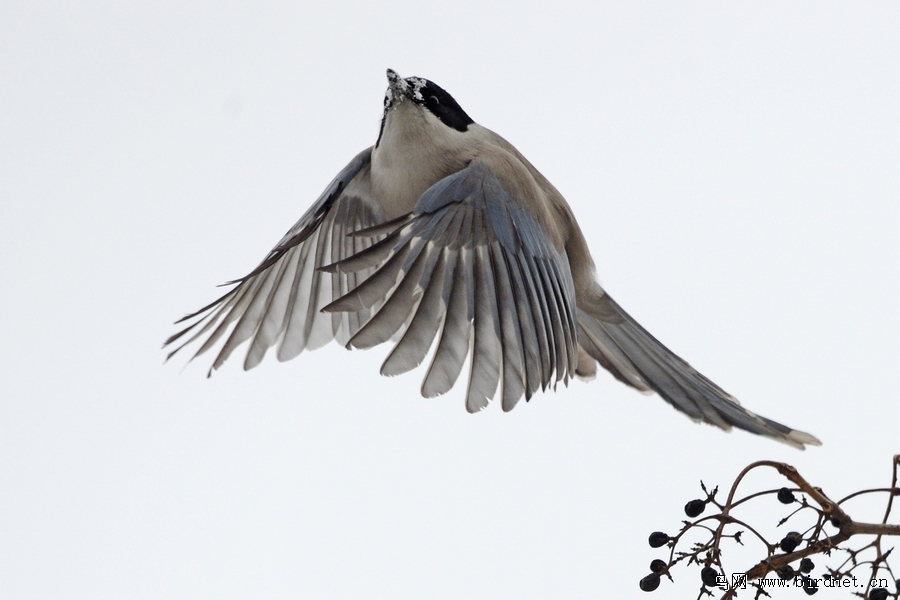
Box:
[371,102,476,219]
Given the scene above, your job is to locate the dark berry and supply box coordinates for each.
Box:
[802,576,819,595]
[830,517,842,528]
[648,532,670,548]
[777,487,796,504]
[649,559,667,574]
[779,531,803,553]
[869,589,889,600]
[701,567,720,587]
[777,565,795,580]
[799,558,814,573]
[684,499,706,518]
[640,573,660,592]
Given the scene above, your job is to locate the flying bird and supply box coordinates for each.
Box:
[166,69,820,449]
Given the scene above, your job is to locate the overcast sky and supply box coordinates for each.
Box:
[2,2,899,598]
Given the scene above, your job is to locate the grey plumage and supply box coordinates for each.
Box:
[320,159,580,412]
[166,69,821,449]
[164,149,385,370]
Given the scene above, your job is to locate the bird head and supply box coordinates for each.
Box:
[377,69,474,148]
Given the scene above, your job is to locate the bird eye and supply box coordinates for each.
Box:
[429,95,440,106]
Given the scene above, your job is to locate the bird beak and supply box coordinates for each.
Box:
[386,69,408,100]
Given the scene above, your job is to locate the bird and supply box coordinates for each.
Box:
[165,69,820,449]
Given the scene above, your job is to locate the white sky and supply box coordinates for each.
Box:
[2,2,898,598]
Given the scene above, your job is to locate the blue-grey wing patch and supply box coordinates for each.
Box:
[165,148,386,374]
[322,160,579,412]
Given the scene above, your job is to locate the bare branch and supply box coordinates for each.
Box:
[639,455,900,598]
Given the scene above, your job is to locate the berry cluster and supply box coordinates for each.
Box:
[637,458,900,599]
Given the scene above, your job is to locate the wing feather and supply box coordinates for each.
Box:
[379,250,450,376]
[347,240,433,349]
[422,250,470,398]
[243,245,300,369]
[165,148,386,370]
[325,159,579,410]
[466,244,502,412]
[277,228,321,361]
[489,245,528,409]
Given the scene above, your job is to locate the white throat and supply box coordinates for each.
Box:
[371,101,475,219]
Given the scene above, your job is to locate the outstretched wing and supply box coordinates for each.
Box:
[165,148,387,373]
[321,160,580,413]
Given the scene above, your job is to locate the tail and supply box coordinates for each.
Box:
[576,293,821,449]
